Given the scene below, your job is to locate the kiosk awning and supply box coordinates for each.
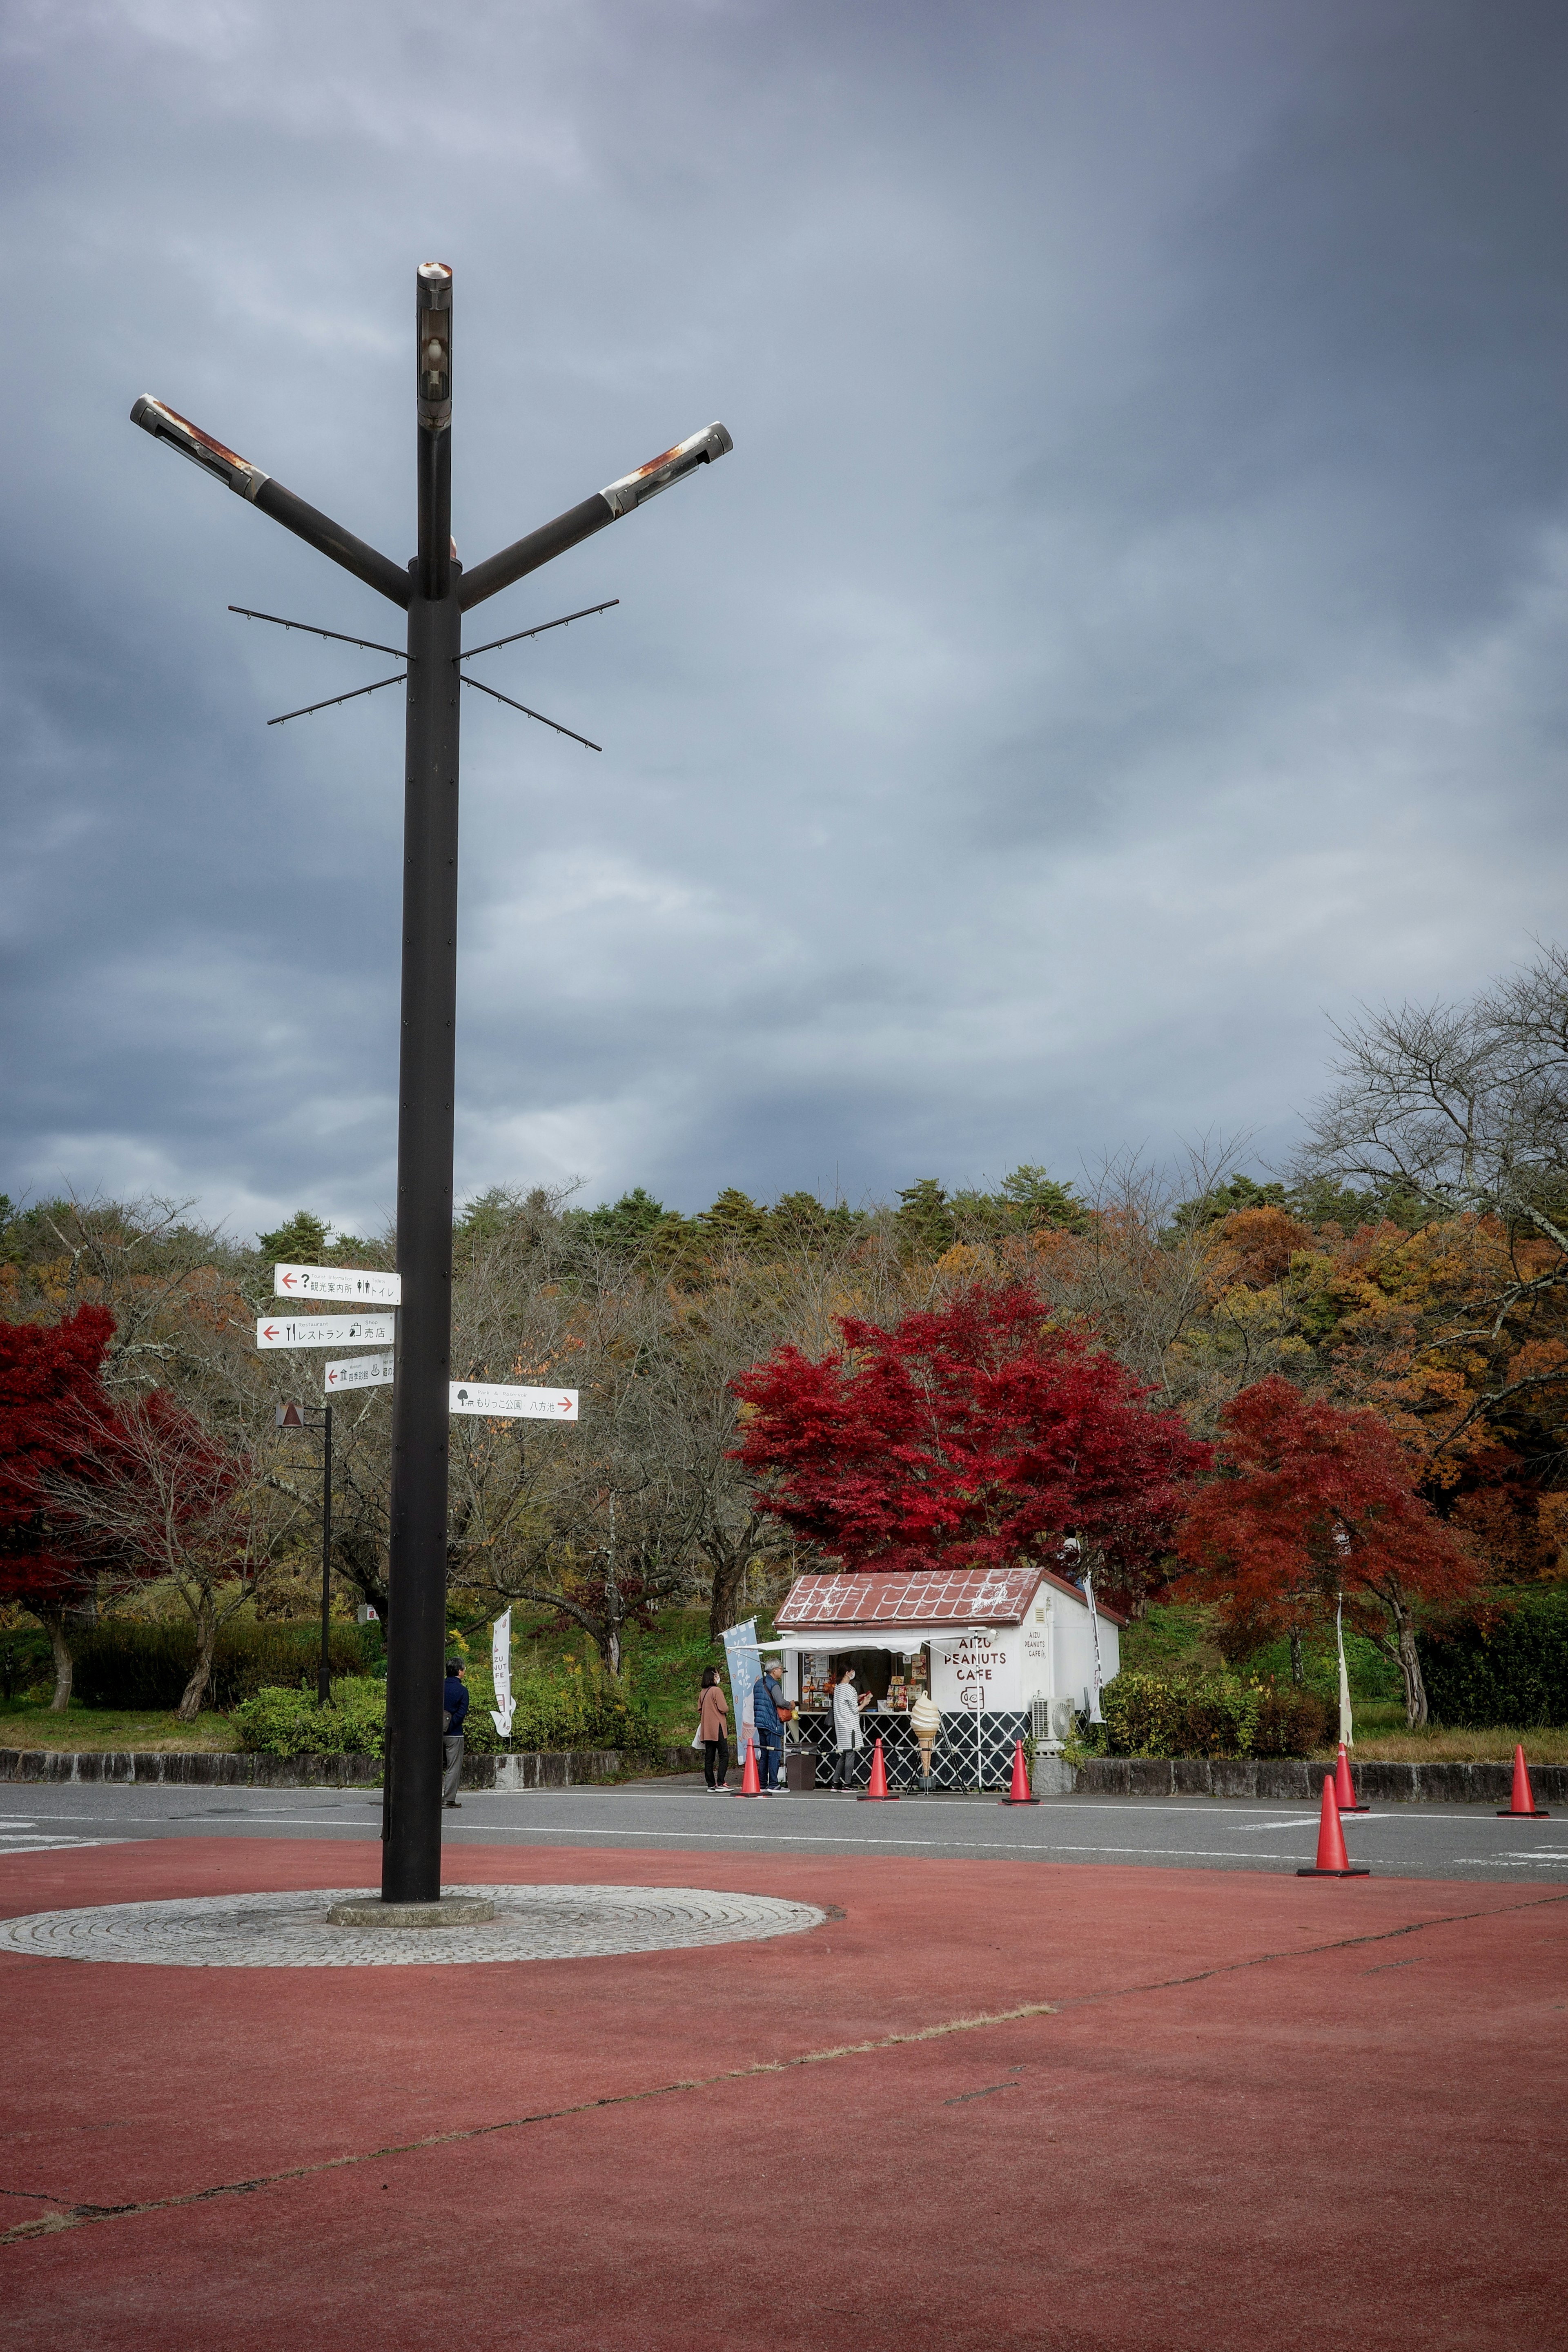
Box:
[759,1629,993,1653]
[777,1563,1041,1630]
[775,1560,1127,1631]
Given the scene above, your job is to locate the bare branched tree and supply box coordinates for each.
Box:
[46,1392,307,1719]
[1298,945,1568,1460]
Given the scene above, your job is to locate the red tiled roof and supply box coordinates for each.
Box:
[776,1562,1126,1630]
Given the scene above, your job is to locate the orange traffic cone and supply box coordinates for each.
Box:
[998,1739,1040,1806]
[856,1736,900,1802]
[1497,1744,1550,1819]
[1334,1742,1370,1814]
[1298,1774,1370,1877]
[735,1737,763,1797]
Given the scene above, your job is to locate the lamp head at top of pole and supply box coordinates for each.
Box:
[416,263,453,433]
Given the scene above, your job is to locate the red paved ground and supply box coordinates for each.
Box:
[0,1839,1563,2352]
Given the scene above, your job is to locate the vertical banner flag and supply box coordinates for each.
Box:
[722,1618,761,1744]
[490,1608,515,1740]
[1336,1592,1354,1749]
[1085,1573,1105,1725]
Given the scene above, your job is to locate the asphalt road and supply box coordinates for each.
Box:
[2,1777,1563,1880]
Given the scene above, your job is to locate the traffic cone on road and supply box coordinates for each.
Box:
[736,1737,763,1797]
[1334,1742,1370,1814]
[1298,1774,1370,1877]
[1497,1744,1550,1819]
[998,1740,1040,1806]
[856,1736,900,1802]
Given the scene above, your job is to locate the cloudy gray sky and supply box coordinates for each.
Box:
[4,0,1567,1239]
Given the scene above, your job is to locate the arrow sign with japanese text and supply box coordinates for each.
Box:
[257,1314,396,1350]
[274,1263,402,1305]
[324,1352,396,1393]
[449,1382,578,1421]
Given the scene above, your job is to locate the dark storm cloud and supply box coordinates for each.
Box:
[4,0,1567,1238]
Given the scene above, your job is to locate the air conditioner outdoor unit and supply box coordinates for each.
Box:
[1030,1696,1077,1747]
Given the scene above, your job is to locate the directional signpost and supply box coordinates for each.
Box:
[449,1382,578,1420]
[325,1353,396,1394]
[274,1264,401,1305]
[257,1314,397,1350]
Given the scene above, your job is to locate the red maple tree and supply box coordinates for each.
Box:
[731,1281,1209,1595]
[0,1306,119,1708]
[1175,1373,1481,1726]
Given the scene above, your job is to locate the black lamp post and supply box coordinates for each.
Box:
[276,1399,335,1704]
[133,264,731,1904]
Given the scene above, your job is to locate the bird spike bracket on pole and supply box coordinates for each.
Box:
[133,265,732,1904]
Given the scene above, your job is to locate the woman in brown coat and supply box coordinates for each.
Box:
[698,1666,730,1792]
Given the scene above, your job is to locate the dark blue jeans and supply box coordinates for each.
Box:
[757,1734,784,1789]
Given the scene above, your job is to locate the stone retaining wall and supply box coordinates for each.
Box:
[0,1746,694,1789]
[3,1745,1559,1802]
[1033,1755,1568,1804]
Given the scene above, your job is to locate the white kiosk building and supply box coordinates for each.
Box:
[767,1561,1125,1791]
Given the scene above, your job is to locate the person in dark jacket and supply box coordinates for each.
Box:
[751,1660,789,1793]
[442,1659,469,1809]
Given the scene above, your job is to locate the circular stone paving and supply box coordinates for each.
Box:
[0,1884,826,1969]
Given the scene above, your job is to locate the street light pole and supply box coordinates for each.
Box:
[319,1401,334,1706]
[131,262,732,1909]
[276,1399,335,1705]
[383,263,462,1900]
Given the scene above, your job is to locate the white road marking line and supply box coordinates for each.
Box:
[1448,1860,1568,1866]
[486,1795,1541,1826]
[0,1812,380,1829]
[451,1824,1311,1860]
[0,1839,114,1854]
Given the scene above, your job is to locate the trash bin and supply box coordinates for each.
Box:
[784,1750,820,1792]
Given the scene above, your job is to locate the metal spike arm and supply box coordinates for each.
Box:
[130,265,732,1909]
[131,398,412,606]
[131,402,732,620]
[458,424,733,611]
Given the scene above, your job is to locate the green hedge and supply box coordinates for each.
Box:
[231,1666,657,1758]
[461,1673,656,1755]
[1419,1589,1568,1728]
[71,1620,378,1711]
[3,1627,56,1698]
[1099,1669,1333,1759]
[232,1678,388,1757]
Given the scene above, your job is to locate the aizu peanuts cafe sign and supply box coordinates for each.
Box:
[929,1629,1021,1713]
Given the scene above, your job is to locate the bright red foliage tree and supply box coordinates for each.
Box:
[0,1307,118,1708]
[1175,1373,1481,1726]
[731,1282,1209,1597]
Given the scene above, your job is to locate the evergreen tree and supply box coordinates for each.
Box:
[894,1178,956,1257]
[257,1209,331,1264]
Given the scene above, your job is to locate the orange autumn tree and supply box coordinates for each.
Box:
[1175,1374,1481,1726]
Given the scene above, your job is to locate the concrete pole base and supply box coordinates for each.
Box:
[326,1896,496,1928]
